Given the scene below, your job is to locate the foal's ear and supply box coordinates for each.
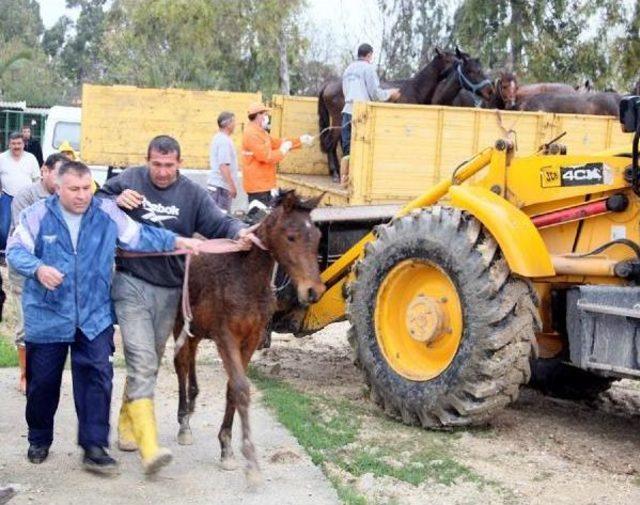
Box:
[279,189,298,213]
[301,192,324,211]
[435,46,442,56]
[455,47,469,60]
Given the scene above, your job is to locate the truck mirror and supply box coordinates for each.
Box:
[619,96,640,133]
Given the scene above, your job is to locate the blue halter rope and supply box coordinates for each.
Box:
[456,62,492,107]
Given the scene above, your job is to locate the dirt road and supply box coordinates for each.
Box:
[0,363,339,505]
[253,322,640,505]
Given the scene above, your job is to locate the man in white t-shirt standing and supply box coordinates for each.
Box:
[0,132,40,259]
[207,111,239,213]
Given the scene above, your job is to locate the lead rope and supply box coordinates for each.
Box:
[173,224,267,355]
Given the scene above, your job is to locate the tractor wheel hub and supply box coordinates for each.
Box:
[405,295,446,344]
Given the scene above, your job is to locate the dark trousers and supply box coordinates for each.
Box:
[26,327,115,449]
[247,191,272,207]
[207,186,232,212]
[341,113,352,156]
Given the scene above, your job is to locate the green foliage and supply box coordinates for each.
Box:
[0,47,69,106]
[619,0,640,91]
[0,0,43,46]
[377,0,450,79]
[0,338,18,367]
[58,0,109,84]
[0,0,638,106]
[451,0,629,89]
[0,1,69,106]
[97,0,308,96]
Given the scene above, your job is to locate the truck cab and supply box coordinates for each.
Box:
[42,106,81,162]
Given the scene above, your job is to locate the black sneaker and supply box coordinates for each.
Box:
[82,446,119,476]
[27,444,49,464]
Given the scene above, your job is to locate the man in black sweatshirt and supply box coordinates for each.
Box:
[97,135,246,475]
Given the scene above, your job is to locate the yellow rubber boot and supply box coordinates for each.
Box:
[117,403,138,452]
[127,399,172,475]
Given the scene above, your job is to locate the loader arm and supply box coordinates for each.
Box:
[302,147,496,332]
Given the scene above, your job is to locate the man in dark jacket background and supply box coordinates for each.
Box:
[22,125,43,167]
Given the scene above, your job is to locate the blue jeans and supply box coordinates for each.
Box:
[26,326,115,448]
[0,192,13,254]
[341,113,352,156]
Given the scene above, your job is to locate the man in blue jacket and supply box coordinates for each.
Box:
[6,160,201,475]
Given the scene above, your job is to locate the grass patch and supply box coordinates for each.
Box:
[0,337,18,367]
[339,448,482,487]
[329,475,368,505]
[249,367,502,503]
[1,271,19,367]
[249,368,360,465]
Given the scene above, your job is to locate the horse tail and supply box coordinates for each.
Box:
[318,84,333,154]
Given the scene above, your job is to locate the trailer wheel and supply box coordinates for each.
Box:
[529,357,614,401]
[347,207,540,428]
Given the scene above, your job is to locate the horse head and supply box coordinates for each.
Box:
[454,47,494,101]
[262,190,325,306]
[433,46,457,77]
[496,71,518,109]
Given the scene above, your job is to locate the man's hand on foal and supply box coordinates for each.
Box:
[176,237,203,255]
[235,227,255,251]
[116,189,144,210]
[36,265,64,290]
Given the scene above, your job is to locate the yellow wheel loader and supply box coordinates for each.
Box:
[272,96,640,428]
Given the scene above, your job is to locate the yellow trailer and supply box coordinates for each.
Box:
[80,84,262,168]
[271,96,633,206]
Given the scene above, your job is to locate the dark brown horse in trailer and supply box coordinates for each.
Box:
[516,82,576,103]
[431,48,494,107]
[172,191,325,489]
[519,91,621,116]
[317,48,457,179]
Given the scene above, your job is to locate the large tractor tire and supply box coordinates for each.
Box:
[347,206,540,428]
[529,357,615,401]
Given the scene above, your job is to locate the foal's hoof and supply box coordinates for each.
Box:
[177,429,193,446]
[220,456,239,471]
[245,467,264,491]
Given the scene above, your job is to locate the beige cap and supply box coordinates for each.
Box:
[247,102,270,115]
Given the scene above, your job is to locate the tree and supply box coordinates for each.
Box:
[0,1,68,106]
[619,0,640,91]
[98,0,308,97]
[42,16,73,59]
[451,0,628,89]
[59,0,109,85]
[376,0,450,79]
[0,0,43,46]
[0,42,68,105]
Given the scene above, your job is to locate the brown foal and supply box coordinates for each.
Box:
[173,190,325,488]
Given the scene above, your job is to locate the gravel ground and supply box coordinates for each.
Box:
[0,357,339,505]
